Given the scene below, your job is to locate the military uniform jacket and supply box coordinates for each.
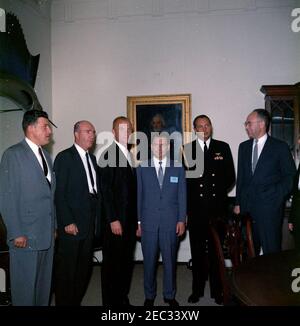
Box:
[183,139,235,224]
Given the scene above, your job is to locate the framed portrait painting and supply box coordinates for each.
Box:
[127,94,191,161]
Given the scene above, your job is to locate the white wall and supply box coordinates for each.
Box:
[0,0,52,290]
[0,0,52,156]
[51,0,300,163]
[51,0,300,261]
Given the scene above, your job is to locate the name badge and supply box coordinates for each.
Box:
[170,176,178,183]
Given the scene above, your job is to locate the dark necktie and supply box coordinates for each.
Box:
[204,141,208,154]
[38,147,50,187]
[86,152,97,194]
[158,161,164,189]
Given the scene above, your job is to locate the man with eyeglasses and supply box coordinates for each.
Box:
[234,109,295,255]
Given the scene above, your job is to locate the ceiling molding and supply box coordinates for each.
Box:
[51,0,297,22]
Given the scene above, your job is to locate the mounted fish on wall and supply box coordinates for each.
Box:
[0,11,56,126]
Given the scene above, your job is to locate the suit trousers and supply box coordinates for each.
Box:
[141,228,178,300]
[101,223,136,306]
[54,197,96,306]
[10,244,54,306]
[248,204,283,255]
[188,217,222,300]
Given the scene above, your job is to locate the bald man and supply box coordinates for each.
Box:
[54,121,102,306]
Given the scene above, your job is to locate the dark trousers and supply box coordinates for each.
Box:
[248,205,283,255]
[189,218,222,300]
[101,223,136,306]
[54,198,96,306]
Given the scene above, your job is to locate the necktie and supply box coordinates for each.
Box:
[86,152,97,194]
[252,139,258,173]
[158,161,164,189]
[204,141,208,154]
[38,147,50,187]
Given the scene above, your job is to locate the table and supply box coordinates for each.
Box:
[231,249,300,305]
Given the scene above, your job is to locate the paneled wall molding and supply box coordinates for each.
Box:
[51,0,297,22]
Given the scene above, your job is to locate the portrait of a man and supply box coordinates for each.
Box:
[136,104,183,161]
[127,94,191,162]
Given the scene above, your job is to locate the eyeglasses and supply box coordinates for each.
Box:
[244,120,261,127]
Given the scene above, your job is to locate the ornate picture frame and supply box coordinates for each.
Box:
[127,94,192,147]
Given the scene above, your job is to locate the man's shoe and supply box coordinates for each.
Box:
[122,297,133,306]
[214,296,223,305]
[144,299,154,307]
[164,298,179,307]
[188,293,200,303]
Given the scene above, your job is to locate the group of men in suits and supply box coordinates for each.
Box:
[0,112,102,306]
[0,108,297,306]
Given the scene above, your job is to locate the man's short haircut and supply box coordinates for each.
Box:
[22,110,49,132]
[253,109,270,132]
[193,115,212,128]
[73,121,81,133]
[113,116,129,130]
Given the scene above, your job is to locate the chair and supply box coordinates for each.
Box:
[209,214,255,305]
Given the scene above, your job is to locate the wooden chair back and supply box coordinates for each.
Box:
[209,214,255,305]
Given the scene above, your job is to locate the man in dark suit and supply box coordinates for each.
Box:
[0,110,56,306]
[54,120,101,306]
[234,109,295,255]
[136,134,186,307]
[182,115,235,304]
[99,116,137,306]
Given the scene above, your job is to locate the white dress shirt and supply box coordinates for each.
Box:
[252,133,268,167]
[25,137,51,183]
[153,156,167,177]
[115,140,133,167]
[74,143,97,194]
[197,137,211,151]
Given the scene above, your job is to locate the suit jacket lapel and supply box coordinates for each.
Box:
[21,140,53,191]
[245,140,253,176]
[149,159,160,189]
[21,140,46,179]
[70,145,90,189]
[252,136,270,176]
[91,154,100,192]
[162,164,171,190]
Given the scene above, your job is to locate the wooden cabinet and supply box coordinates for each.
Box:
[261,83,299,250]
[260,82,300,162]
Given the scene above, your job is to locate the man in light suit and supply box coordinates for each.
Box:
[0,110,56,306]
[234,109,295,255]
[136,133,186,307]
[54,120,102,306]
